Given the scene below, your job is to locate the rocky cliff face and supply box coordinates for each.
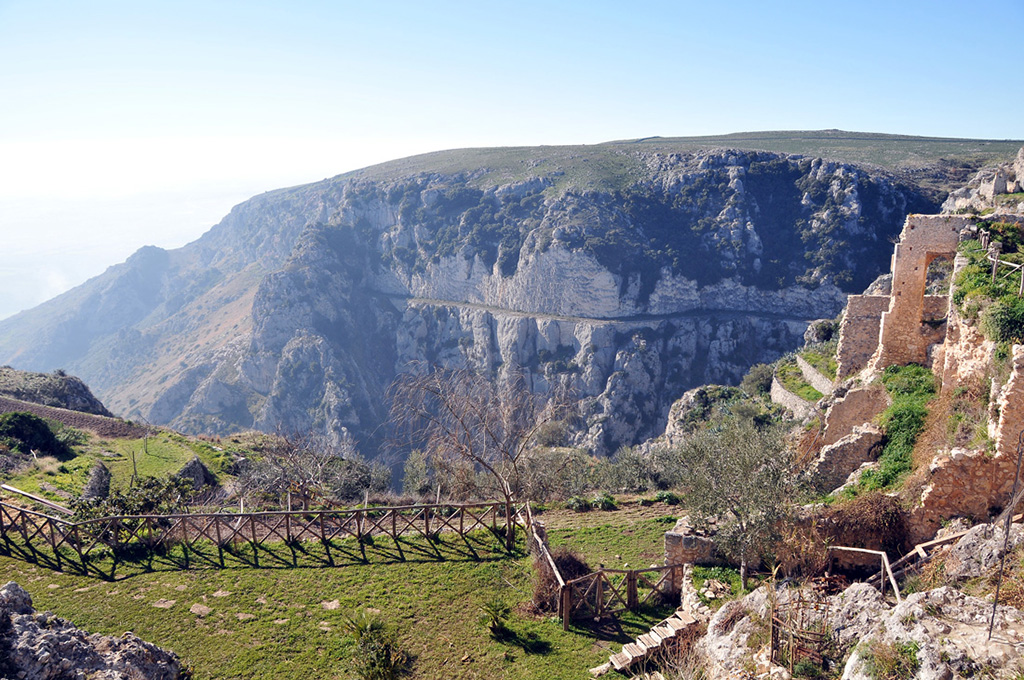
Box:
[0,145,938,455]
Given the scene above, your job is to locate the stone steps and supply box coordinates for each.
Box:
[593,609,698,675]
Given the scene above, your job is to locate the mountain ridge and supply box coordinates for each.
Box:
[1,133,1019,455]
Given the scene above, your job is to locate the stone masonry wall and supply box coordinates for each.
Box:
[836,295,888,379]
[770,376,815,420]
[820,384,890,447]
[906,341,1024,543]
[872,215,973,369]
[796,355,834,396]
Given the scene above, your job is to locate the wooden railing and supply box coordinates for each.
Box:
[561,564,682,629]
[0,500,523,574]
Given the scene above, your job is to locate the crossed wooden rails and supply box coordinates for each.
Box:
[561,564,684,630]
[0,500,521,569]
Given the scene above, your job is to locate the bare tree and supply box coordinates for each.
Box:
[239,430,379,509]
[389,366,571,548]
[670,418,793,589]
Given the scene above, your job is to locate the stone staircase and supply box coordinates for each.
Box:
[589,608,699,677]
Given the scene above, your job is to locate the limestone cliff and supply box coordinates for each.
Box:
[0,143,939,454]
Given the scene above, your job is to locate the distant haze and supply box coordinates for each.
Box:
[1,0,1021,320]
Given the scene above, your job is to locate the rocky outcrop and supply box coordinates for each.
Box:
[943,147,1024,215]
[841,587,1024,680]
[0,367,112,417]
[0,146,938,455]
[0,581,183,680]
[698,579,1024,680]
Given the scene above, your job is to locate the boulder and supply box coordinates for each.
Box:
[175,455,217,491]
[81,462,112,500]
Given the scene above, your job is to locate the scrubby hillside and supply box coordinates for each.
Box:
[0,366,111,416]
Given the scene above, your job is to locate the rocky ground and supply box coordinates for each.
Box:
[695,523,1024,680]
[0,581,183,680]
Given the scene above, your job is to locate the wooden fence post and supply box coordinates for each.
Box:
[627,571,638,610]
[505,499,514,551]
[561,586,571,631]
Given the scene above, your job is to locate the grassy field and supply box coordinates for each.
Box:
[0,503,680,679]
[4,429,237,504]
[343,130,1023,195]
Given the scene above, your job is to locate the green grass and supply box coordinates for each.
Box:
[799,340,838,381]
[858,365,936,492]
[546,516,676,570]
[952,230,1024,344]
[691,566,751,609]
[0,514,681,679]
[4,430,238,506]
[0,529,617,679]
[776,360,824,402]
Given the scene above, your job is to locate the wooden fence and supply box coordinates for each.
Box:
[519,503,683,630]
[0,500,523,575]
[560,565,681,629]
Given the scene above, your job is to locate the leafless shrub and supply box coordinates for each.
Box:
[532,546,591,613]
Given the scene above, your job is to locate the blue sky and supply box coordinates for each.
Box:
[1,0,1022,320]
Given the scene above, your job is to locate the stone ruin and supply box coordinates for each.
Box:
[822,212,1024,540]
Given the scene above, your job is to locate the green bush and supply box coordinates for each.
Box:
[654,490,681,505]
[0,412,70,459]
[341,610,410,680]
[741,363,774,396]
[590,492,616,511]
[982,296,1024,343]
[565,496,590,513]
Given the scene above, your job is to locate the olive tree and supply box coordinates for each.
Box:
[389,366,570,548]
[670,418,793,588]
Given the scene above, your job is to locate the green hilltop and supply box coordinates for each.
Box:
[337,130,1023,196]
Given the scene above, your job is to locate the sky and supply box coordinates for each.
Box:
[1,0,1022,321]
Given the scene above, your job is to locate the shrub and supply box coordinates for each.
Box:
[863,639,920,680]
[0,412,70,459]
[741,363,774,396]
[982,296,1024,343]
[478,596,511,636]
[821,492,908,556]
[532,546,591,613]
[590,492,616,511]
[654,490,681,505]
[341,610,410,680]
[565,496,590,513]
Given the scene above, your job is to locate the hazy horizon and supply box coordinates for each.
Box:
[2,0,1022,321]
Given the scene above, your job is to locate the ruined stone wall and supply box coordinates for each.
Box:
[994,344,1024,459]
[906,344,1024,543]
[820,384,890,447]
[872,215,973,369]
[836,295,888,379]
[796,355,834,396]
[770,376,815,420]
[664,517,722,568]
